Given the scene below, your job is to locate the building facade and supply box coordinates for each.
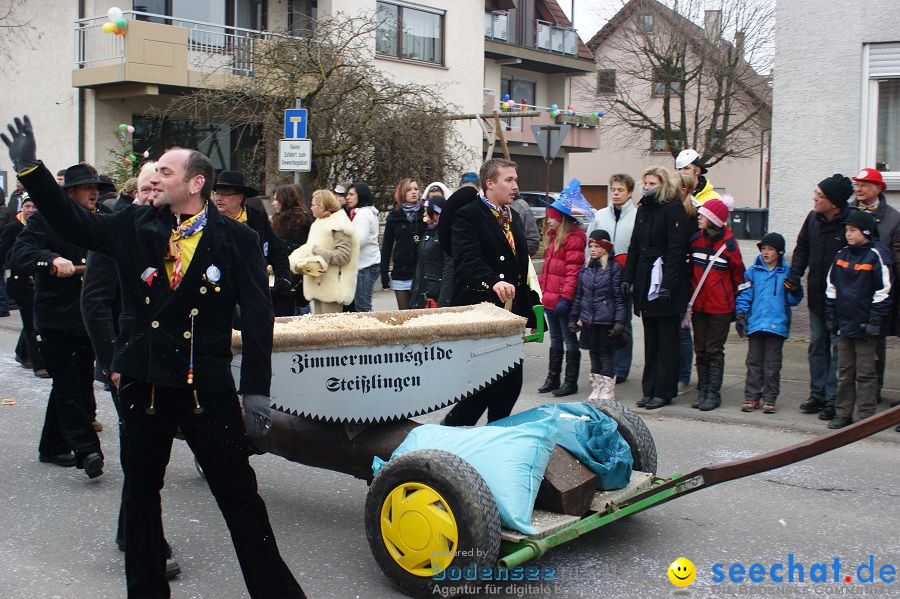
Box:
[769,0,900,245]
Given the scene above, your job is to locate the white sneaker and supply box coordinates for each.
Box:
[677,381,692,396]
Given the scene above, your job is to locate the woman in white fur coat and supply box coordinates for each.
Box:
[289,190,359,314]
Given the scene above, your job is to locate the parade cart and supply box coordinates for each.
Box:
[229,303,900,599]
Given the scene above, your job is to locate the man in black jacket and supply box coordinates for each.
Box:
[7,163,104,477]
[438,158,534,425]
[788,174,853,421]
[3,116,305,599]
[212,170,293,316]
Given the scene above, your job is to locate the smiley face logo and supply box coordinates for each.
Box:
[668,557,696,587]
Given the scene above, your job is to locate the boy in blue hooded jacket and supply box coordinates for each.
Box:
[735,233,804,413]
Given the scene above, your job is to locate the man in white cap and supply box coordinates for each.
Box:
[675,148,720,205]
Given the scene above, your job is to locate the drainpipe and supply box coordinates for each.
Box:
[77,0,85,162]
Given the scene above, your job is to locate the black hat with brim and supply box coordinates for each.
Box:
[213,170,259,198]
[63,164,101,188]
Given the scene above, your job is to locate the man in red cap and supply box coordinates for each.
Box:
[850,167,900,402]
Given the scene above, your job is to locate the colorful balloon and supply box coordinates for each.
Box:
[101,22,116,34]
[566,109,574,116]
[550,104,558,111]
[500,101,509,110]
[550,110,559,118]
[126,125,135,133]
[108,7,124,21]
[598,112,605,118]
[129,154,137,162]
[143,150,150,158]
[115,18,127,29]
[118,123,128,132]
[501,93,510,102]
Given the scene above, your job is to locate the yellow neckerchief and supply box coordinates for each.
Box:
[16,211,26,226]
[858,199,879,212]
[164,210,207,289]
[234,206,248,223]
[480,195,516,255]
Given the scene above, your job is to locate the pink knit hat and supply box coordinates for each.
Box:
[698,198,730,228]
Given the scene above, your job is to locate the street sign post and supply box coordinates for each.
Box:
[279,139,312,172]
[284,108,308,140]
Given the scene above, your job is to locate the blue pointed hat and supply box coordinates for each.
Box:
[540,178,593,220]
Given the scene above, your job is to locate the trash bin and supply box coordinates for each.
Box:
[729,208,749,239]
[743,208,768,240]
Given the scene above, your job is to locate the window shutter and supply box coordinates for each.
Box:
[869,43,900,78]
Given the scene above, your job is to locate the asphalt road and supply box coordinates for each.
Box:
[0,315,897,598]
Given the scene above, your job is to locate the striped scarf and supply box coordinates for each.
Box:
[480,194,516,255]
[167,206,208,290]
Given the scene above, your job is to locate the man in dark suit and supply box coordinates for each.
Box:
[439,158,535,425]
[7,163,104,477]
[3,116,305,599]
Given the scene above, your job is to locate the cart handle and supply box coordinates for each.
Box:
[523,305,545,343]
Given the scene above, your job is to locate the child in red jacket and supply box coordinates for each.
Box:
[689,197,745,411]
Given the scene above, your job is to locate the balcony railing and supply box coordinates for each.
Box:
[74,10,280,77]
[484,12,577,57]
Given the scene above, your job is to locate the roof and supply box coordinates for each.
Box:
[585,0,771,109]
[540,0,594,61]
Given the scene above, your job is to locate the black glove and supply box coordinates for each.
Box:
[272,277,291,294]
[656,287,671,307]
[555,298,571,316]
[825,316,838,335]
[865,323,880,337]
[609,322,625,337]
[735,313,748,338]
[381,274,391,289]
[1,115,39,173]
[242,394,271,438]
[784,274,801,294]
[620,282,633,301]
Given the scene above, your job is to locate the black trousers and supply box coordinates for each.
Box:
[692,311,732,370]
[120,381,304,599]
[15,294,44,371]
[442,362,523,426]
[38,330,100,462]
[641,313,680,400]
[745,332,784,404]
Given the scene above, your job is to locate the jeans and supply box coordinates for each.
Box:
[547,308,579,352]
[613,320,633,379]
[808,311,838,407]
[354,264,379,313]
[678,324,693,384]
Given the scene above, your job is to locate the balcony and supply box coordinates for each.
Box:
[484,11,594,75]
[482,96,600,153]
[72,11,279,97]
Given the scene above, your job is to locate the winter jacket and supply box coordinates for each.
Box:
[735,255,803,338]
[694,177,720,205]
[290,209,359,305]
[790,208,849,317]
[623,193,689,317]
[570,258,626,327]
[510,198,541,257]
[351,204,381,269]
[246,206,290,285]
[689,227,745,314]
[381,206,423,282]
[825,241,893,338]
[538,226,587,311]
[0,215,32,301]
[410,225,453,308]
[850,195,900,335]
[586,198,636,259]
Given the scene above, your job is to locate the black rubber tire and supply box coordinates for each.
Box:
[365,450,501,599]
[592,399,658,475]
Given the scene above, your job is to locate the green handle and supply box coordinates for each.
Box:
[523,304,545,343]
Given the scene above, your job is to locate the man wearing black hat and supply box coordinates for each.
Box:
[3,116,306,598]
[7,162,104,477]
[788,174,853,421]
[213,170,292,316]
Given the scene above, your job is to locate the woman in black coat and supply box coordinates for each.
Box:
[272,183,313,315]
[381,178,424,310]
[410,184,453,308]
[622,167,688,410]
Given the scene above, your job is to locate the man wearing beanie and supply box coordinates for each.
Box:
[850,168,900,401]
[788,174,853,421]
[824,210,894,428]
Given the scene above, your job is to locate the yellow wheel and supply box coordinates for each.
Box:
[366,450,500,598]
[380,482,459,576]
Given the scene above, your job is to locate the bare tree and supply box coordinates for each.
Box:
[0,0,37,68]
[153,14,467,205]
[582,0,773,167]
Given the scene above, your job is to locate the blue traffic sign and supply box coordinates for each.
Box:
[284,109,308,139]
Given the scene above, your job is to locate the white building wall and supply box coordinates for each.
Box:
[770,0,900,247]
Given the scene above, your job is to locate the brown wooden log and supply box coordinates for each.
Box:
[535,446,597,517]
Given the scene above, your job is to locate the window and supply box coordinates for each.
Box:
[652,66,684,96]
[650,129,681,153]
[376,1,444,65]
[500,76,536,108]
[640,14,654,34]
[288,0,317,35]
[597,69,616,94]
[862,43,900,181]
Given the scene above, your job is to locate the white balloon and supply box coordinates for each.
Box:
[107,6,123,21]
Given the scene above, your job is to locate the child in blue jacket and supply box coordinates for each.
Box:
[735,233,803,413]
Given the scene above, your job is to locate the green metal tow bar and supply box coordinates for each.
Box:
[523,305,545,343]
